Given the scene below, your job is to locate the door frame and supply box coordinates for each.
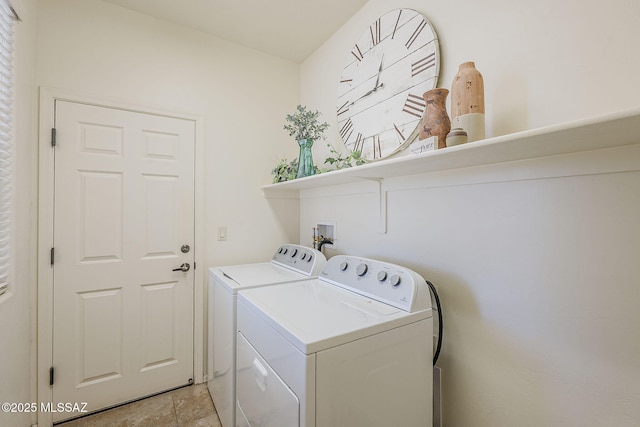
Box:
[37,87,205,427]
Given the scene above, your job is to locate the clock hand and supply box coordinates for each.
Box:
[349,56,386,106]
[349,83,385,106]
[373,54,384,89]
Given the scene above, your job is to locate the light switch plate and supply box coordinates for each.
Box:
[217,226,227,241]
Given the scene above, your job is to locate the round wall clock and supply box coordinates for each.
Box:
[336,8,440,161]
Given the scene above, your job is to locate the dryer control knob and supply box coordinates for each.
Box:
[291,248,298,257]
[340,261,349,271]
[390,275,401,286]
[356,263,368,277]
[377,271,388,282]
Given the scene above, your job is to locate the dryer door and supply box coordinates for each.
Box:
[236,332,299,427]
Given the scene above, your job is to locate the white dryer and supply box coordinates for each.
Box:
[208,244,326,427]
[236,255,435,427]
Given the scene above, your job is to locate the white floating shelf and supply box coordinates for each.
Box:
[262,108,640,197]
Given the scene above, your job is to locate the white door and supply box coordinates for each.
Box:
[51,100,195,421]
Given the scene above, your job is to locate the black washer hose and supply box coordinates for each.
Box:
[426,280,443,365]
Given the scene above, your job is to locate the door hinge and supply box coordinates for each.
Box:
[49,367,55,386]
[50,247,55,266]
[193,262,196,270]
[51,128,57,147]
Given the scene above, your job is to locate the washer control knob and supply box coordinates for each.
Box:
[282,248,288,255]
[307,254,313,263]
[340,262,349,271]
[356,263,368,277]
[291,248,298,257]
[278,247,284,254]
[390,275,401,287]
[377,271,388,282]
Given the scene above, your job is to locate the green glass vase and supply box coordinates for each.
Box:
[296,139,315,178]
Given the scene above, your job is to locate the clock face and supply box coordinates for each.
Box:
[337,9,440,161]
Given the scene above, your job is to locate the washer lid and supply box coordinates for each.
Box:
[210,263,312,293]
[238,280,432,354]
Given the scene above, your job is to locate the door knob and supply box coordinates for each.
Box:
[172,263,190,272]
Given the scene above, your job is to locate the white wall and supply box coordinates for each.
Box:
[36,0,301,269]
[297,0,640,425]
[29,1,300,422]
[303,0,640,160]
[0,0,37,426]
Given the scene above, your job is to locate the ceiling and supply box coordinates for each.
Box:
[101,0,369,62]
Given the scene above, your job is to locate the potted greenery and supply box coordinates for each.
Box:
[323,143,366,170]
[283,105,329,178]
[271,158,298,183]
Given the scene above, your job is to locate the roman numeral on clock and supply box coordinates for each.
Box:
[353,133,364,152]
[337,101,350,116]
[391,10,402,39]
[402,94,426,118]
[372,135,382,159]
[339,119,354,142]
[411,52,436,76]
[394,123,406,142]
[406,19,427,49]
[351,44,364,62]
[370,19,381,46]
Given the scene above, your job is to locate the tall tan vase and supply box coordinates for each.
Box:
[418,88,451,149]
[451,62,485,142]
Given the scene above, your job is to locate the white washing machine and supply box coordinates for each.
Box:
[236,255,435,427]
[208,244,327,427]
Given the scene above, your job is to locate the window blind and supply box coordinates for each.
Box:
[0,0,15,297]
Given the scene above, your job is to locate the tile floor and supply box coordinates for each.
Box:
[57,384,221,427]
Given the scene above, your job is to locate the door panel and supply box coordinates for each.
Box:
[77,287,123,387]
[52,101,195,421]
[143,174,179,256]
[140,281,179,370]
[79,171,123,261]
